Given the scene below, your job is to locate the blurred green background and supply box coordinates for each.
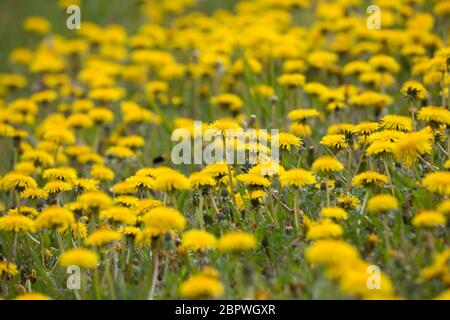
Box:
[0,0,143,70]
[0,0,238,71]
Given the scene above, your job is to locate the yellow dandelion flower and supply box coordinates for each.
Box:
[366,141,395,157]
[367,194,399,213]
[369,54,400,73]
[412,211,446,228]
[1,172,37,191]
[278,73,305,88]
[437,200,450,216]
[0,214,35,233]
[89,87,125,102]
[419,249,450,282]
[218,232,256,252]
[182,230,217,252]
[445,160,450,170]
[126,175,154,191]
[22,150,54,168]
[15,293,51,300]
[71,221,87,240]
[350,91,393,109]
[120,226,140,238]
[9,48,32,65]
[136,199,165,216]
[210,93,243,112]
[34,206,74,230]
[42,167,77,184]
[401,81,428,100]
[417,106,450,126]
[135,227,158,246]
[180,273,224,299]
[8,206,38,218]
[237,173,270,188]
[305,240,360,266]
[288,108,321,122]
[89,107,114,125]
[0,261,19,277]
[43,128,75,145]
[142,207,186,235]
[202,163,229,179]
[320,134,349,150]
[91,164,115,181]
[422,171,450,196]
[43,181,73,195]
[280,169,316,188]
[353,121,379,136]
[74,178,99,192]
[23,16,50,34]
[20,187,48,200]
[306,220,343,240]
[352,171,389,188]
[208,119,242,136]
[245,190,267,203]
[114,195,139,208]
[367,130,406,144]
[393,127,433,168]
[321,206,348,220]
[106,146,135,159]
[112,181,136,195]
[117,135,145,149]
[85,229,122,246]
[380,115,413,132]
[77,191,112,211]
[272,132,302,151]
[289,122,312,137]
[434,290,450,300]
[311,156,344,174]
[340,269,394,299]
[253,84,274,98]
[249,159,284,177]
[59,248,99,269]
[189,172,216,189]
[100,206,137,225]
[153,172,190,192]
[67,113,93,129]
[434,1,450,16]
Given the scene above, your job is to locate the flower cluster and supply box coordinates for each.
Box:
[0,0,449,300]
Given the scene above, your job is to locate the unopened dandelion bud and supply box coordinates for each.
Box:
[191,49,200,61]
[270,95,278,105]
[192,191,200,206]
[307,146,315,165]
[249,114,256,127]
[285,225,293,234]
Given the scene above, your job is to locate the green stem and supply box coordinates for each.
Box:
[293,189,300,231]
[410,100,416,131]
[197,194,204,229]
[148,239,161,300]
[346,147,353,191]
[93,126,102,153]
[359,190,370,217]
[209,192,221,215]
[442,72,446,108]
[93,269,101,299]
[325,180,330,206]
[104,250,116,300]
[383,159,395,196]
[1,233,18,296]
[382,217,391,258]
[226,163,237,209]
[56,232,65,253]
[430,133,435,167]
